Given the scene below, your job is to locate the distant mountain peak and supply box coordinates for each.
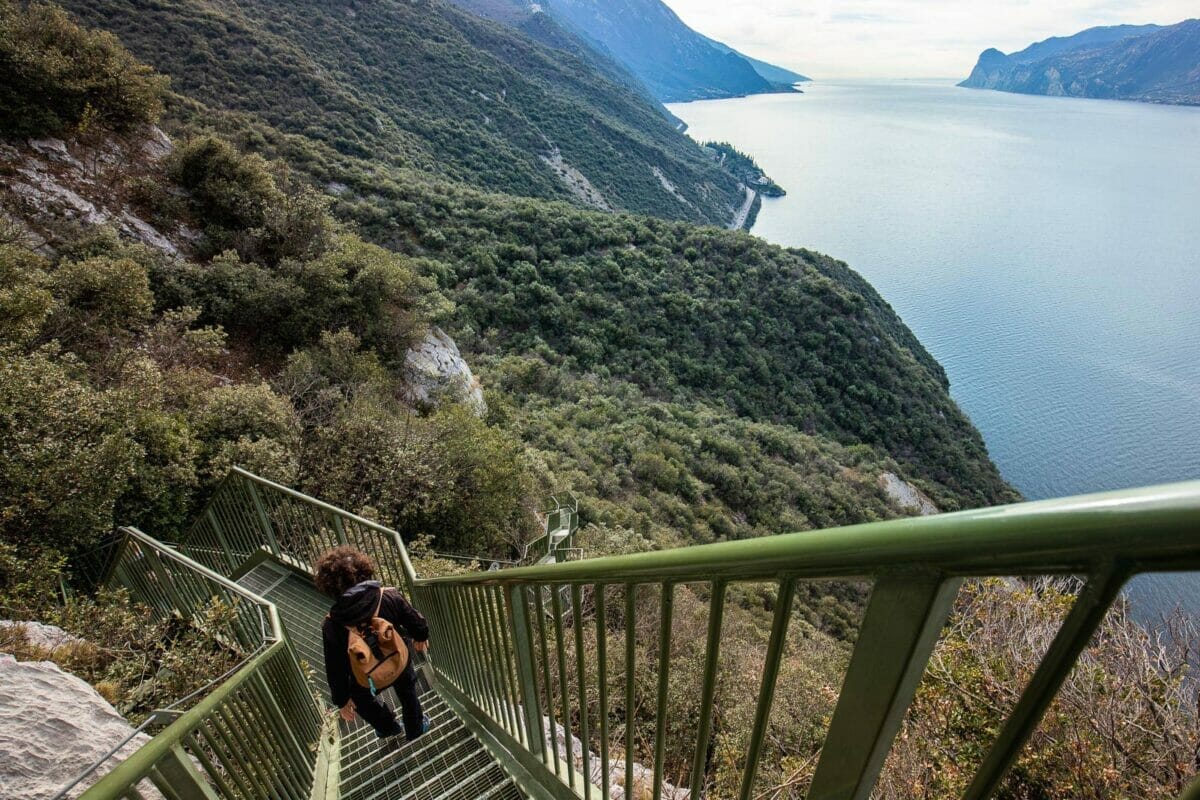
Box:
[545,0,807,102]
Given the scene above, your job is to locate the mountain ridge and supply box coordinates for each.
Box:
[961,19,1200,105]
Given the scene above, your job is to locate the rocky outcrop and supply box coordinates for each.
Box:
[879,472,939,516]
[0,620,83,653]
[0,653,153,799]
[0,126,191,256]
[402,327,487,415]
[545,719,688,799]
[541,148,614,212]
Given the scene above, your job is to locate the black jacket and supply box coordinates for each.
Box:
[321,580,429,708]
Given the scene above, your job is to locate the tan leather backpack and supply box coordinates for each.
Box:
[347,587,408,695]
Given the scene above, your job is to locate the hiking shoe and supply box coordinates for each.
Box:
[406,714,432,742]
[376,721,405,740]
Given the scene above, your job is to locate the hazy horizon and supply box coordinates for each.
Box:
[662,0,1196,79]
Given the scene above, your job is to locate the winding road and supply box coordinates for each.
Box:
[729,185,757,230]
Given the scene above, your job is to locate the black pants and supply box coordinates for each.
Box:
[349,654,424,739]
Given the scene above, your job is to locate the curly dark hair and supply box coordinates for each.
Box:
[314,546,376,598]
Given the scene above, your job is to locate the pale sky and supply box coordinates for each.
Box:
[663,0,1198,79]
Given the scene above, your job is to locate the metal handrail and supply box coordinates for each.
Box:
[74,527,322,800]
[413,480,1200,800]
[420,481,1200,585]
[179,466,418,594]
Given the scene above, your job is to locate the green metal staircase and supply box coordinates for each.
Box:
[72,468,1200,800]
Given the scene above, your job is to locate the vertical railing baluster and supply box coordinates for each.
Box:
[551,584,577,789]
[596,584,611,800]
[479,585,513,730]
[572,584,592,799]
[484,585,522,737]
[508,584,547,756]
[964,567,1130,800]
[205,508,236,573]
[625,583,636,799]
[652,583,675,800]
[534,585,562,776]
[689,579,726,799]
[244,479,281,559]
[738,577,796,800]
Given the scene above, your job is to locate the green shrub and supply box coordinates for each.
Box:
[169,136,281,234]
[0,245,53,344]
[47,255,154,344]
[0,1,167,137]
[0,346,139,552]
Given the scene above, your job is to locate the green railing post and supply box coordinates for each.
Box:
[689,579,726,799]
[808,575,962,800]
[244,478,282,559]
[508,585,547,762]
[737,578,796,800]
[652,583,675,800]
[329,512,348,546]
[153,744,221,799]
[206,507,236,573]
[143,545,193,623]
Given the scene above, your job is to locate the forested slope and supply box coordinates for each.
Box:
[59,0,743,223]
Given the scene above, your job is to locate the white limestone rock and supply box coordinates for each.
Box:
[141,125,174,160]
[544,719,688,799]
[0,620,83,653]
[0,653,155,799]
[879,471,939,516]
[402,327,486,416]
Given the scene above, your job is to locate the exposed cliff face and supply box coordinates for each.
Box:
[536,0,797,102]
[960,19,1200,105]
[0,127,190,256]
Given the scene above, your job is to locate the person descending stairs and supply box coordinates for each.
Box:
[317,546,432,742]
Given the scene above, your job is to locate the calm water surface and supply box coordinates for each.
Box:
[670,81,1200,615]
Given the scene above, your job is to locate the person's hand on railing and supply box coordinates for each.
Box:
[339,700,357,722]
[413,639,429,653]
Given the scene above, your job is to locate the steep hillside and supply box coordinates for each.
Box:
[59,0,743,225]
[445,0,686,127]
[961,19,1200,105]
[543,0,799,101]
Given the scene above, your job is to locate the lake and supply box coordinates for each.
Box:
[669,80,1200,616]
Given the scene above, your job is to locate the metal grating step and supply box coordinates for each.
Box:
[235,560,334,699]
[339,686,524,800]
